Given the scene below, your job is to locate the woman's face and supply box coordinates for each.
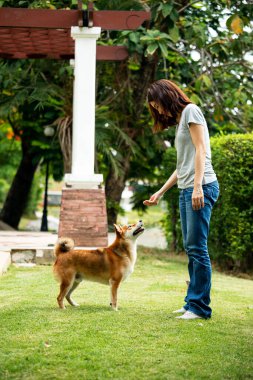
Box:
[150,101,172,117]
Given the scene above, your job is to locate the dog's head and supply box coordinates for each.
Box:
[113,220,144,241]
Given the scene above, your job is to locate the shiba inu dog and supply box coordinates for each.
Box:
[53,220,144,311]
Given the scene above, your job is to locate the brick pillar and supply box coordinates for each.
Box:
[58,188,108,247]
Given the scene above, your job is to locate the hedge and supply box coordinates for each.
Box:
[161,133,253,272]
[210,133,253,271]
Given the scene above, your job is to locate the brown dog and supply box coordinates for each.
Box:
[53,220,144,311]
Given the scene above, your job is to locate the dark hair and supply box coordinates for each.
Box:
[147,79,192,132]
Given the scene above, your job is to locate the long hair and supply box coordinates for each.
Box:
[147,79,192,132]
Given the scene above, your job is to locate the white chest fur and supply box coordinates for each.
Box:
[122,241,137,281]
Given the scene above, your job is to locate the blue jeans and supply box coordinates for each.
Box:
[179,180,219,318]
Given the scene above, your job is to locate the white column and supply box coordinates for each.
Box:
[65,26,103,189]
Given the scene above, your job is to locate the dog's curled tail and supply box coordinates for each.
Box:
[54,237,75,257]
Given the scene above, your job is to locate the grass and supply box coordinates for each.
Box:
[0,247,253,380]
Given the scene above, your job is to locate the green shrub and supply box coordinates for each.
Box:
[209,133,253,271]
[160,133,253,272]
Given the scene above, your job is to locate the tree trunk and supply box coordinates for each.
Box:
[0,149,40,229]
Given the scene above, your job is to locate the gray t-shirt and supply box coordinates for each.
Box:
[175,103,217,189]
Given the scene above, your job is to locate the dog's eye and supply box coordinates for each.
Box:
[127,226,131,229]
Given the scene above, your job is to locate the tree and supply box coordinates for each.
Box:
[0,60,64,228]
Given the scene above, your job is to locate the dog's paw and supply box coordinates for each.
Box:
[110,303,118,311]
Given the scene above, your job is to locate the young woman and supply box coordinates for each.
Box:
[143,79,219,320]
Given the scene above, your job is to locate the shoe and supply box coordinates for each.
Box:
[172,307,186,314]
[175,311,202,320]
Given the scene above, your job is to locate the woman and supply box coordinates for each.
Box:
[143,79,219,320]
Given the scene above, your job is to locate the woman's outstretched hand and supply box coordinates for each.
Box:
[143,192,162,206]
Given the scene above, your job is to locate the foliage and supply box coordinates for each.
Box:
[210,133,253,271]
[0,120,21,205]
[0,257,253,379]
[0,60,65,179]
[117,0,253,134]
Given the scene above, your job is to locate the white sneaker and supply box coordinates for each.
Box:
[175,311,202,320]
[172,307,186,314]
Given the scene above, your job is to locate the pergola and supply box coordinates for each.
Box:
[0,4,149,60]
[0,2,150,246]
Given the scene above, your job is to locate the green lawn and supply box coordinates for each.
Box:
[0,247,252,380]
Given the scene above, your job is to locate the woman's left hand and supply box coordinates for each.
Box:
[192,186,204,210]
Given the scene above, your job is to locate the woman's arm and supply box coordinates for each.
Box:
[189,123,206,210]
[143,169,177,206]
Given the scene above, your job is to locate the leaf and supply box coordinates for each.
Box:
[170,8,179,22]
[146,43,158,55]
[129,32,139,44]
[214,107,224,121]
[169,26,179,43]
[159,32,171,40]
[190,93,201,104]
[226,14,244,34]
[202,74,212,88]
[127,62,141,71]
[162,3,173,18]
[140,36,155,43]
[191,2,204,9]
[230,15,244,34]
[158,41,168,57]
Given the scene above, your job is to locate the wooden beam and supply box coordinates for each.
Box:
[0,46,128,61]
[97,45,128,60]
[0,8,79,29]
[0,8,150,30]
[93,11,150,30]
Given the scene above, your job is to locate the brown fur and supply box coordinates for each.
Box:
[53,222,144,310]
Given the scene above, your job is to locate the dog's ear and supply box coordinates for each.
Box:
[114,224,122,236]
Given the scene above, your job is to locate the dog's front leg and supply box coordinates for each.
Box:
[109,279,120,311]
